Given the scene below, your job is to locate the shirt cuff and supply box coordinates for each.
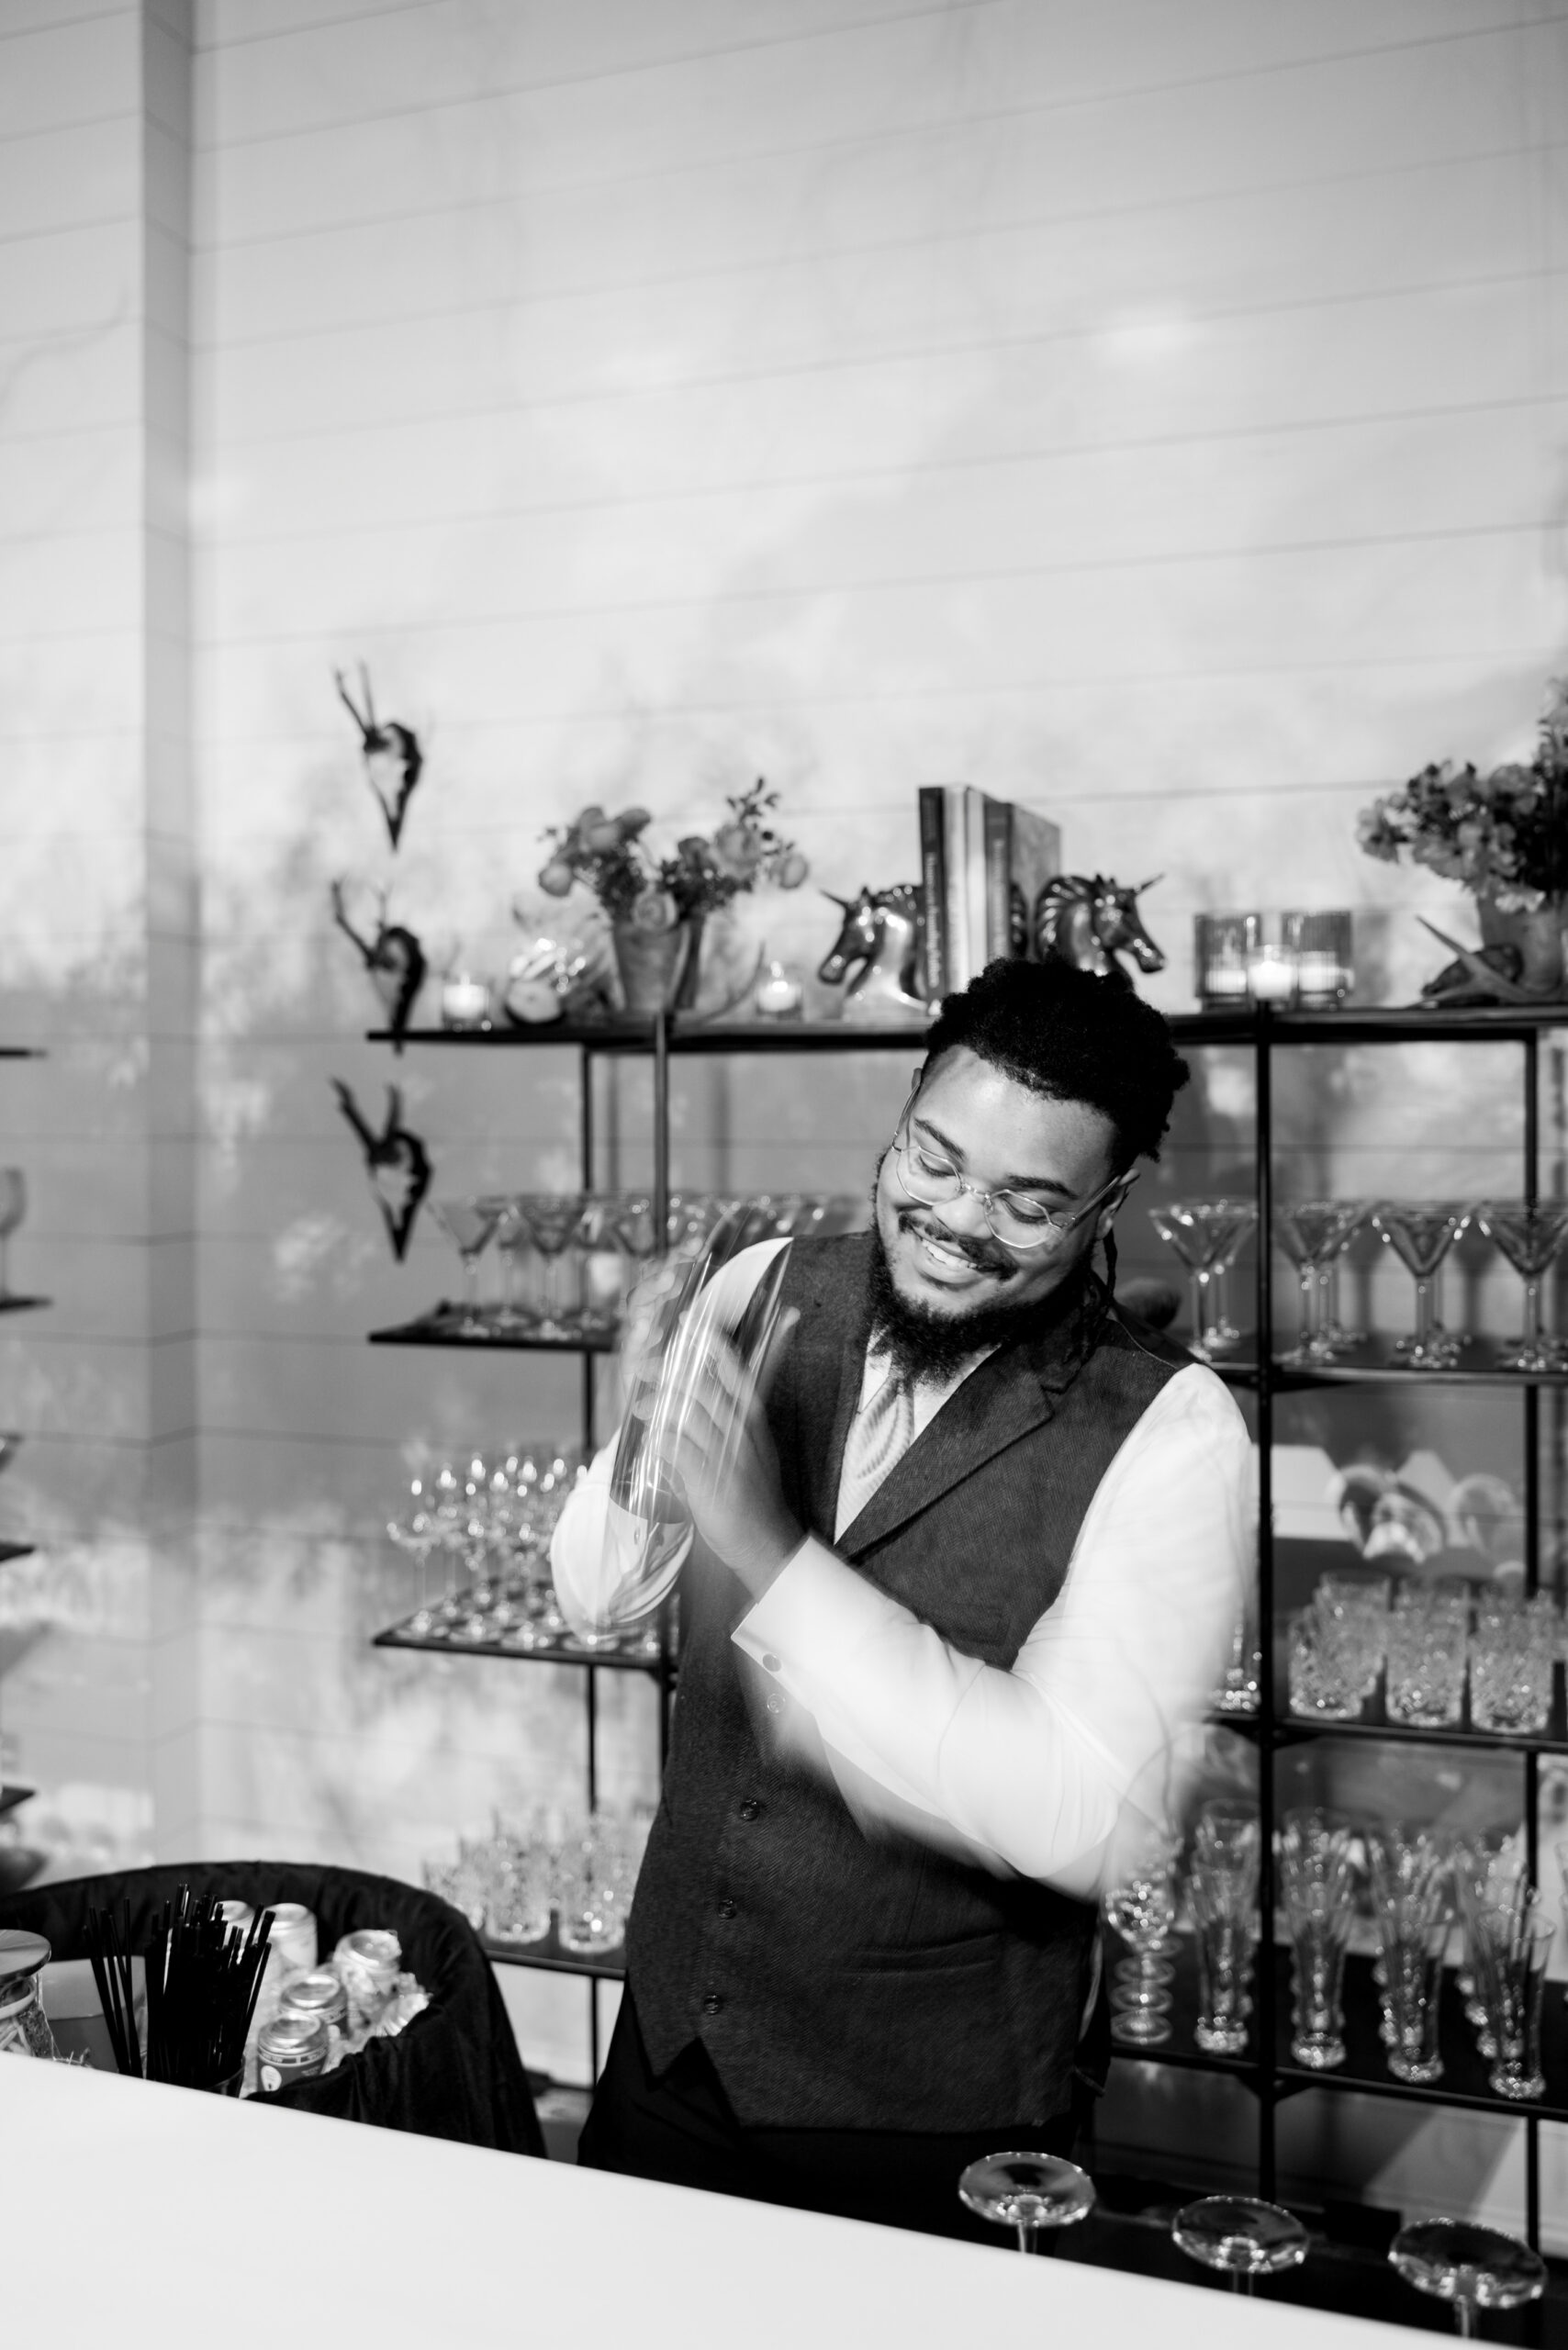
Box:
[732,1535,894,1685]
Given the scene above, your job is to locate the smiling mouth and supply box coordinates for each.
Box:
[900,1214,1010,1280]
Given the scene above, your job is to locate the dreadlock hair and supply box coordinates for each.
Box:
[920,956,1190,1177]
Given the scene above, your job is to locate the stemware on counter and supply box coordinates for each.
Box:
[1147,1194,1568,1371]
[416,1189,863,1343]
[1102,1806,1565,2108]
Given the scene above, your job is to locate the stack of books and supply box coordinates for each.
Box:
[916,786,1062,1000]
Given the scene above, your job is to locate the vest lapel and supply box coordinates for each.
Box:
[837,1301,1097,1557]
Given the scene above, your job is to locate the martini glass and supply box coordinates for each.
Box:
[957,2152,1095,2254]
[1274,1201,1363,1367]
[1194,1200,1258,1356]
[520,1192,586,1337]
[0,1168,26,1301]
[1172,2198,1308,2294]
[1147,1200,1256,1362]
[486,1193,538,1334]
[1371,1201,1470,1369]
[1473,1200,1568,1371]
[430,1196,501,1336]
[1388,2220,1546,2337]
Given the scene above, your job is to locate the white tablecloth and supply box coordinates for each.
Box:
[5,2056,1406,2349]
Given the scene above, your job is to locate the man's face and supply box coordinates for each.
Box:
[873,1046,1125,1325]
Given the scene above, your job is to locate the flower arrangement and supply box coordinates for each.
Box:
[1357,674,1568,912]
[538,780,808,932]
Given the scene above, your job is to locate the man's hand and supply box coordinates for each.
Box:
[666,1306,802,1596]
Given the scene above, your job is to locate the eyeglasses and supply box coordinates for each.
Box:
[890,1083,1136,1251]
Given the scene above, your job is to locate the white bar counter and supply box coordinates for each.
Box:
[3,2056,1420,2350]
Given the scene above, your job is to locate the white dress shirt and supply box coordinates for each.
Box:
[551,1238,1254,1900]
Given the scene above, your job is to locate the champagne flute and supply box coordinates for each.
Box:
[957,2151,1095,2254]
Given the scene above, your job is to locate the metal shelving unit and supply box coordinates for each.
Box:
[363,1002,1568,2212]
[0,1046,43,1854]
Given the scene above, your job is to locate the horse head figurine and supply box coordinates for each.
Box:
[1035,874,1165,983]
[817,884,932,1026]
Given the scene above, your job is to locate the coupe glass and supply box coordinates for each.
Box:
[1147,1199,1258,1361]
[1473,1199,1568,1371]
[957,2152,1095,2254]
[1371,1201,1470,1368]
[1274,1201,1364,1367]
[519,1193,586,1338]
[1388,2220,1546,2337]
[0,1168,26,1302]
[1172,2197,1308,2294]
[430,1196,501,1336]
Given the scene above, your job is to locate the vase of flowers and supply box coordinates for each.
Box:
[539,782,808,1015]
[1357,674,1568,1000]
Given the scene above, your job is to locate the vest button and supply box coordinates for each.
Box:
[765,1695,782,1717]
[716,1897,737,1919]
[738,1798,763,1821]
[761,1652,781,1673]
[702,1991,724,2016]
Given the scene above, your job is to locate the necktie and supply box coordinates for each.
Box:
[834,1360,917,1539]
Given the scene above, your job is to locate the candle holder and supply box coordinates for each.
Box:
[1194,912,1354,1010]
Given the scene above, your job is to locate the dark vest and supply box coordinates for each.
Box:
[624,1232,1187,2131]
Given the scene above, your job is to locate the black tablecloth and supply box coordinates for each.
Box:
[0,1859,544,2157]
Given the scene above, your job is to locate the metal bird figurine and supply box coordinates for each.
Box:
[335,664,424,849]
[331,1079,432,1260]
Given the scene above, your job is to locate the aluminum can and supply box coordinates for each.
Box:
[255,2010,330,2093]
[278,1968,348,2036]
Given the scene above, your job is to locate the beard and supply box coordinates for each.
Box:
[865,1208,1092,1386]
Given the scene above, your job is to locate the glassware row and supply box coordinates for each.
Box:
[1148,1196,1568,1371]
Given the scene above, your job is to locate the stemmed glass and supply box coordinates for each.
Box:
[1104,1830,1180,2045]
[1147,1199,1258,1361]
[1388,2220,1546,2337]
[1274,1201,1364,1366]
[571,1194,624,1339]
[1371,1201,1470,1369]
[1189,1804,1260,2056]
[1473,1200,1568,1372]
[430,1196,501,1336]
[1280,1807,1357,2071]
[1470,1901,1554,2100]
[1172,2197,1308,2295]
[957,2152,1095,2254]
[485,1195,537,1335]
[519,1193,586,1338]
[0,1169,27,1302]
[386,1475,443,1634]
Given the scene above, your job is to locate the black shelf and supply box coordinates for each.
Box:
[367,1017,929,1054]
[373,1615,665,1674]
[0,1296,50,1316]
[0,1541,35,1567]
[367,1315,615,1353]
[482,1921,625,1980]
[0,1785,34,1819]
[0,1048,43,1060]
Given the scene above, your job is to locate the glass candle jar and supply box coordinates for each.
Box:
[0,1930,61,2059]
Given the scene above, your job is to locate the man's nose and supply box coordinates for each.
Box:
[931,1181,992,1238]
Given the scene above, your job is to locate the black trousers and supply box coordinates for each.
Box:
[577,1988,1092,2245]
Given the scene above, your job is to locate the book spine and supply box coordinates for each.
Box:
[916,787,947,1000]
[944,789,970,990]
[962,787,988,981]
[983,796,1013,960]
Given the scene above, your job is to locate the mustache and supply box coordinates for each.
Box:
[897,1208,1012,1275]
